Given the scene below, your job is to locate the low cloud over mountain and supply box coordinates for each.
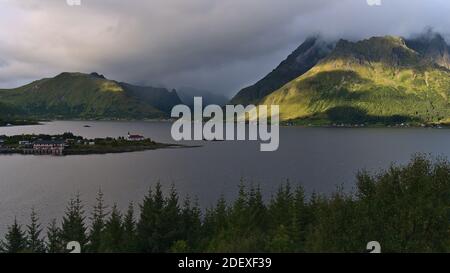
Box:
[1,0,450,96]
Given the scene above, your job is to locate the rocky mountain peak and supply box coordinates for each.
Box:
[406,30,450,69]
[230,36,334,104]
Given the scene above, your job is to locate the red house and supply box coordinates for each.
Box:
[33,140,65,155]
[127,132,145,141]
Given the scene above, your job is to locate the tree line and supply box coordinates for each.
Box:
[1,154,449,253]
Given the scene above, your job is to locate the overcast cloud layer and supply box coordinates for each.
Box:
[1,0,450,97]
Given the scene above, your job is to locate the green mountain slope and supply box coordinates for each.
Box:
[255,35,450,125]
[0,72,182,120]
[230,37,334,105]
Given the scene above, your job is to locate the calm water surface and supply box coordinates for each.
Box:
[0,121,449,234]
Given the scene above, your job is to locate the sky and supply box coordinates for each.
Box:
[0,0,450,97]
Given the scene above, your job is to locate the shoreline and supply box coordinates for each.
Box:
[0,143,196,156]
[280,123,450,129]
[1,118,449,130]
[0,132,198,156]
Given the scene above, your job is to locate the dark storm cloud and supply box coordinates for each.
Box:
[0,0,449,97]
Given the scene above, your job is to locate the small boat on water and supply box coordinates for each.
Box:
[83,125,91,128]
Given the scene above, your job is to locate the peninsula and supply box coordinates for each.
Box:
[0,132,180,156]
[0,119,40,127]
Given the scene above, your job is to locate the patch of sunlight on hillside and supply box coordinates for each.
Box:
[100,82,124,93]
[439,117,450,124]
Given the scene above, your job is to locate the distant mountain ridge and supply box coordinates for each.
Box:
[231,31,450,125]
[0,72,182,120]
[177,87,229,107]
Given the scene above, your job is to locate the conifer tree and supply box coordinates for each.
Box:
[269,183,294,228]
[26,208,46,253]
[88,189,108,252]
[1,218,27,253]
[180,196,202,251]
[122,202,137,252]
[46,219,63,253]
[213,181,252,252]
[161,184,182,251]
[247,185,268,250]
[101,204,123,252]
[291,185,308,251]
[201,194,229,251]
[248,185,267,231]
[60,193,88,251]
[137,182,168,252]
[231,180,248,231]
[137,185,156,252]
[214,194,229,232]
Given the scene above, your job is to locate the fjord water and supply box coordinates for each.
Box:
[0,121,449,234]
